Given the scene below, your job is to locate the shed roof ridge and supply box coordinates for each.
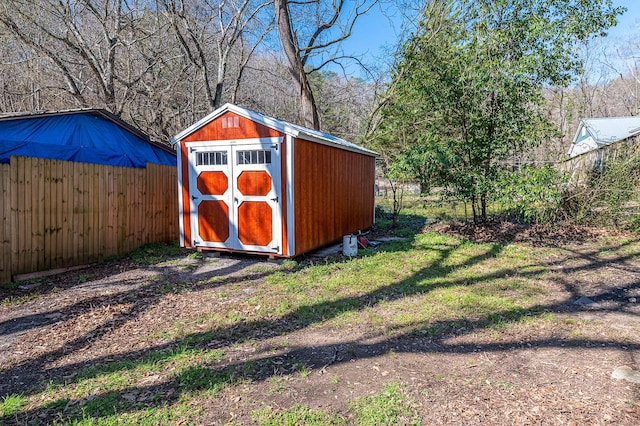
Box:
[172,103,377,157]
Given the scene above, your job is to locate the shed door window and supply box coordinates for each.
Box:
[237,149,272,165]
[196,151,228,166]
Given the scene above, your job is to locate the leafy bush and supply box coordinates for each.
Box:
[495,165,565,225]
[563,152,640,230]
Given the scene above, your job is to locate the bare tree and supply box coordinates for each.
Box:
[230,19,275,104]
[0,0,393,145]
[0,30,48,112]
[0,0,170,115]
[274,0,377,130]
[543,33,640,162]
[599,35,640,116]
[161,0,272,109]
[313,72,374,140]
[235,51,301,121]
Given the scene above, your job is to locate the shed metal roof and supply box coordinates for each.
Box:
[171,103,378,157]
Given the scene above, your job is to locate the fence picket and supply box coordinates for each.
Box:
[0,163,10,283]
[1,157,177,283]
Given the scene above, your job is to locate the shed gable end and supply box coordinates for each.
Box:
[183,112,282,142]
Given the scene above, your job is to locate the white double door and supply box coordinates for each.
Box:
[188,138,281,253]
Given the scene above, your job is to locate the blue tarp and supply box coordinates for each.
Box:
[0,113,176,167]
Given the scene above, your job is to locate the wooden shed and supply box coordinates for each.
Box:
[173,103,377,257]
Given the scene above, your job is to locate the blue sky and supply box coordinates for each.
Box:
[337,0,640,79]
[609,0,640,39]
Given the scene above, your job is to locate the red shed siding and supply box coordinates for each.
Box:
[293,139,375,255]
[183,112,281,142]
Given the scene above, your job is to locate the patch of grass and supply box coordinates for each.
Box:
[159,280,195,294]
[1,394,25,416]
[41,397,69,413]
[275,300,292,315]
[78,273,93,283]
[64,224,549,401]
[246,263,277,274]
[52,401,200,426]
[186,251,201,259]
[127,241,186,265]
[0,280,21,289]
[377,193,478,223]
[10,205,618,424]
[295,363,311,378]
[56,346,227,402]
[267,376,288,395]
[538,311,556,321]
[1,293,39,306]
[496,381,513,391]
[176,365,236,395]
[280,259,299,271]
[74,371,131,396]
[82,391,130,417]
[350,383,420,425]
[259,228,547,339]
[33,347,226,423]
[252,404,346,426]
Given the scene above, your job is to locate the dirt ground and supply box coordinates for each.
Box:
[1,223,640,425]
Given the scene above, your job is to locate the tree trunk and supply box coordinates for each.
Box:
[274,0,320,130]
[419,180,429,194]
[213,48,228,109]
[471,195,478,223]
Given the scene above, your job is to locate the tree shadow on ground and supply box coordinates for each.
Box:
[0,250,276,337]
[1,218,640,424]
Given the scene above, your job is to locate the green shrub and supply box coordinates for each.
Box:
[495,165,565,225]
[564,152,640,230]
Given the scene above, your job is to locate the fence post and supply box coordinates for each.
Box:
[0,162,11,284]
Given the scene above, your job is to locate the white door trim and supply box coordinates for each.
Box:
[285,134,295,256]
[188,138,283,254]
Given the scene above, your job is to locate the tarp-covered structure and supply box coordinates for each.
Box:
[0,109,175,167]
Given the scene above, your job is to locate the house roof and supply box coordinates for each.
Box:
[566,116,640,158]
[0,109,176,167]
[171,103,378,157]
[578,116,640,144]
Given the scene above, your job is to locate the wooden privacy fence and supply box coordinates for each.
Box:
[1,156,177,284]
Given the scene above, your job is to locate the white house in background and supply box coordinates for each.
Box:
[567,116,640,158]
[562,116,640,185]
